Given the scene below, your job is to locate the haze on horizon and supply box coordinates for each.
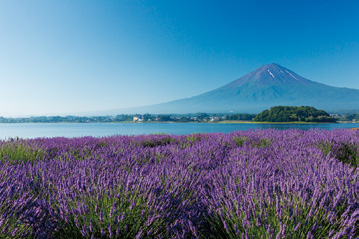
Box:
[0,0,358,117]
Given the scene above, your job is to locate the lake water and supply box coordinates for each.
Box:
[1,122,358,139]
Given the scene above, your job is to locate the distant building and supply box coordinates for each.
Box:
[133,116,143,122]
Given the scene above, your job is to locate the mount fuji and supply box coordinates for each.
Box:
[106,63,359,114]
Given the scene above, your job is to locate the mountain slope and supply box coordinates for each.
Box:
[106,64,359,114]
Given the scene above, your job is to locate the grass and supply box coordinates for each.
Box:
[317,141,358,168]
[0,142,47,165]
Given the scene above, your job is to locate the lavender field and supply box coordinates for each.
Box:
[0,129,358,238]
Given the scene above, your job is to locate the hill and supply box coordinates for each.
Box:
[253,106,335,122]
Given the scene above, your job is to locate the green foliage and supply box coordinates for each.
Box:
[232,136,248,146]
[180,134,203,149]
[157,115,172,122]
[140,137,175,148]
[338,113,359,121]
[225,114,256,121]
[252,139,271,148]
[204,196,351,239]
[232,137,270,148]
[318,142,358,168]
[52,189,167,239]
[335,143,358,168]
[115,114,133,122]
[178,116,190,122]
[0,193,35,237]
[142,113,152,121]
[0,142,46,164]
[254,106,335,123]
[197,113,210,121]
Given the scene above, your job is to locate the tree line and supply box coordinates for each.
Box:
[0,113,256,123]
[1,106,354,123]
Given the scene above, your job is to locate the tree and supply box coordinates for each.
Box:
[254,106,335,123]
[143,113,152,121]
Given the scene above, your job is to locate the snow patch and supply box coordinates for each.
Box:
[267,70,275,78]
[285,69,299,80]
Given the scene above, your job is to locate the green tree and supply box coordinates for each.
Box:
[254,106,335,123]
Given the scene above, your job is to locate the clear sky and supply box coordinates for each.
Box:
[0,0,358,117]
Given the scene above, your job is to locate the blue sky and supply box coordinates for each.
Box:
[0,0,358,117]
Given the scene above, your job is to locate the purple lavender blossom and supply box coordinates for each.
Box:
[0,129,357,238]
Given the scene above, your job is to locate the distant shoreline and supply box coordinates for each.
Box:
[217,121,336,124]
[0,121,350,124]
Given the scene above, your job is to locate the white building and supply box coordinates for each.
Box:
[133,116,143,122]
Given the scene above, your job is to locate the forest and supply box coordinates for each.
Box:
[253,106,336,122]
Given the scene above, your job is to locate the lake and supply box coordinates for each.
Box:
[1,122,358,139]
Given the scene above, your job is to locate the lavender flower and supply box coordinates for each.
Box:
[0,129,357,238]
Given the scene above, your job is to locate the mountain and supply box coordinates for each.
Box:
[101,63,359,115]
